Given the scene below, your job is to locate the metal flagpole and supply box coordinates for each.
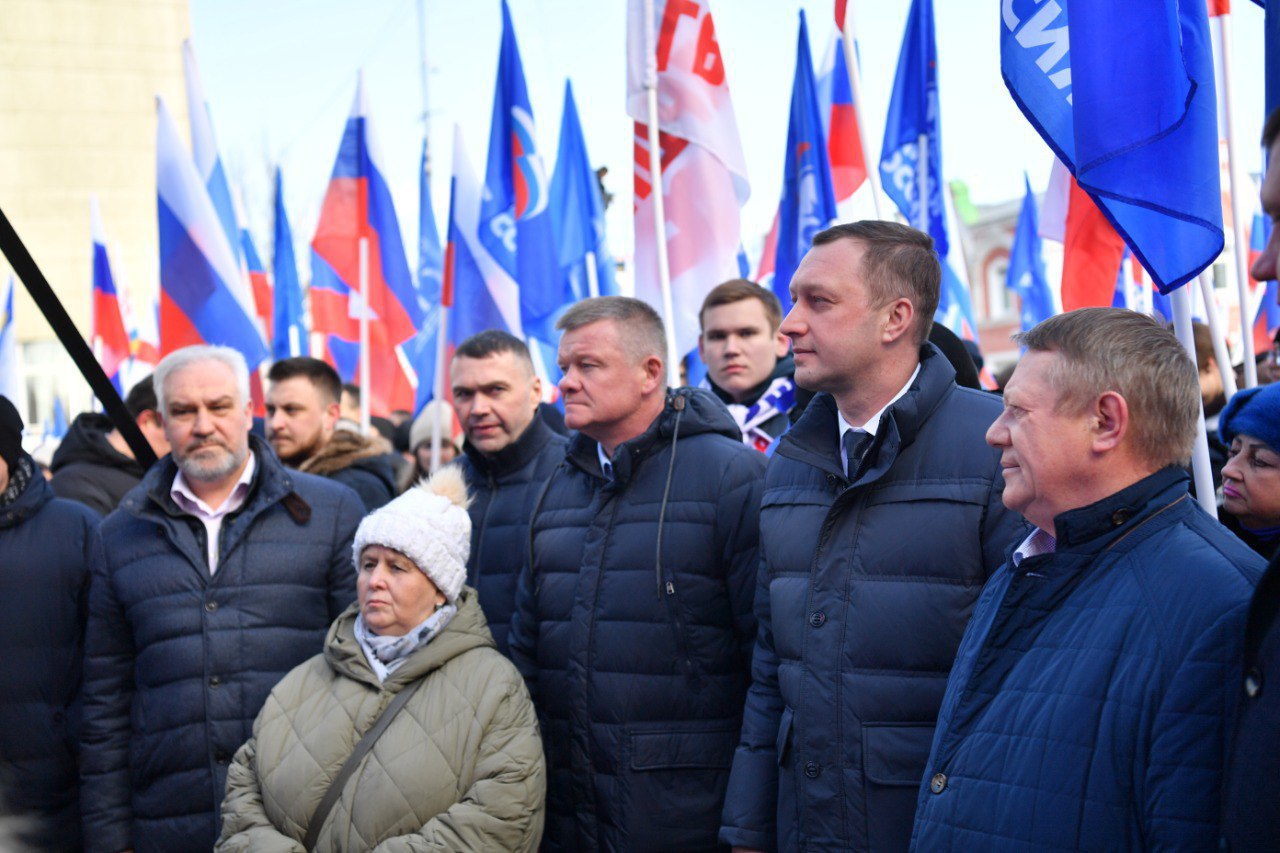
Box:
[839,0,885,219]
[643,0,680,387]
[429,302,448,474]
[358,236,371,436]
[916,133,929,232]
[585,250,600,299]
[1172,284,1218,515]
[1217,8,1258,387]
[1196,270,1238,401]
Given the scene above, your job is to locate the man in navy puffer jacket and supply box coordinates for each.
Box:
[510,297,765,852]
[451,329,567,658]
[80,346,363,853]
[911,309,1264,851]
[721,222,1021,853]
[0,397,99,852]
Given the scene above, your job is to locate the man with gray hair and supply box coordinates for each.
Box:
[80,345,365,853]
[911,308,1264,850]
[509,296,766,851]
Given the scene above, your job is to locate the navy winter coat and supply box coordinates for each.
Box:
[911,467,1263,851]
[457,415,567,658]
[721,345,1021,852]
[1220,549,1280,851]
[510,388,765,852]
[80,436,363,853]
[50,412,149,516]
[0,456,99,852]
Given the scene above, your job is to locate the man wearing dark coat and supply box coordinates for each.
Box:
[1221,106,1280,853]
[265,357,396,512]
[911,308,1262,850]
[80,345,363,853]
[450,329,567,659]
[0,396,99,852]
[510,296,765,852]
[721,222,1021,853]
[49,375,170,515]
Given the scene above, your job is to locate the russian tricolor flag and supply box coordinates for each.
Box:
[90,195,130,391]
[1251,211,1279,352]
[311,76,422,416]
[241,229,272,346]
[156,96,266,366]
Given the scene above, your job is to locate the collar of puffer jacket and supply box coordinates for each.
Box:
[324,585,497,690]
[462,413,561,480]
[1049,465,1190,553]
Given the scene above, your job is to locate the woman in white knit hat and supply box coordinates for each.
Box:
[216,468,545,852]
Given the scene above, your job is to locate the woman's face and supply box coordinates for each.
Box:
[357,545,445,637]
[1222,434,1280,530]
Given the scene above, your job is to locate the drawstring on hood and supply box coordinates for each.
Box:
[655,392,686,597]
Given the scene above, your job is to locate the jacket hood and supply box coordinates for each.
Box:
[0,454,52,530]
[300,429,395,485]
[567,386,741,481]
[325,586,496,689]
[49,412,144,477]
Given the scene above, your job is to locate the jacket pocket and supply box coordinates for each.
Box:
[623,727,737,851]
[862,722,935,853]
[775,706,794,766]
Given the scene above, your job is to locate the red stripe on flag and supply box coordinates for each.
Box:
[828,103,867,201]
[159,289,206,356]
[835,0,847,30]
[442,241,456,308]
[1061,179,1127,311]
[1207,0,1230,17]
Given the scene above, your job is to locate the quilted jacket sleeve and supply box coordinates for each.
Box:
[370,676,546,853]
[507,558,538,697]
[326,488,364,620]
[1142,599,1252,848]
[79,528,137,853]
[216,736,305,853]
[719,547,783,851]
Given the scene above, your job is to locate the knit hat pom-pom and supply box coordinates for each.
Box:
[420,465,471,511]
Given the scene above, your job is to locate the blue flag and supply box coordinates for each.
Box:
[550,80,617,303]
[1001,0,1222,293]
[1006,175,1055,333]
[880,0,948,256]
[479,0,561,345]
[272,169,307,359]
[775,11,839,315]
[408,138,444,415]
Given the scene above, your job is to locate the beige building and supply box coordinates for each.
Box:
[0,0,189,426]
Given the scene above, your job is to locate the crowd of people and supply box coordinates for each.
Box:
[0,110,1278,852]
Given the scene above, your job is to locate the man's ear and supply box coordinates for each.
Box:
[323,401,341,432]
[773,330,790,359]
[641,355,666,393]
[530,375,543,408]
[1091,391,1129,454]
[881,298,916,344]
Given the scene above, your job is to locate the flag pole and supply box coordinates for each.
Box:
[1172,284,1218,515]
[643,0,680,387]
[585,250,600,299]
[1196,269,1238,400]
[839,1,885,219]
[1218,8,1258,387]
[915,133,929,232]
[429,292,449,475]
[358,235,371,436]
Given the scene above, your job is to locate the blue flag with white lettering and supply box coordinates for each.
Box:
[480,0,561,345]
[550,80,617,303]
[1006,175,1055,333]
[775,11,839,315]
[880,0,948,256]
[1001,0,1222,293]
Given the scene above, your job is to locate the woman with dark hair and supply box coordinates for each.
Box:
[1219,383,1280,558]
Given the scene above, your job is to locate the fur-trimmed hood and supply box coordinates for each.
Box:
[299,429,393,477]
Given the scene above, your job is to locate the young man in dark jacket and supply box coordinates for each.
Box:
[721,222,1021,853]
[266,357,396,512]
[451,329,567,659]
[0,396,99,852]
[911,309,1263,850]
[49,375,169,516]
[80,346,364,853]
[510,297,765,852]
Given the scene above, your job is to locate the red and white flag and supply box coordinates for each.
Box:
[1040,158,1126,311]
[627,0,750,360]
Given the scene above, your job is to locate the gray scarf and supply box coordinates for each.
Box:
[353,604,457,682]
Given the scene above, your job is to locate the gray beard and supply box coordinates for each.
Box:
[176,443,248,483]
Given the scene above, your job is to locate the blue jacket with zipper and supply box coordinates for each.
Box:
[509,387,765,852]
[721,345,1022,852]
[911,467,1263,851]
[79,436,363,853]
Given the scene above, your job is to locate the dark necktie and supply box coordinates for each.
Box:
[842,429,875,480]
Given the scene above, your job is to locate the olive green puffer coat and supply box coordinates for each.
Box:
[216,588,545,852]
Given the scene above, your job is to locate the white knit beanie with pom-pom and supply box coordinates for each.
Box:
[352,466,472,603]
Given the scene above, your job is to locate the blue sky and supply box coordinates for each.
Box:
[189,0,1268,269]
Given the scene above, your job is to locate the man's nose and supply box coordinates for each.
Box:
[779,306,802,338]
[1252,229,1278,284]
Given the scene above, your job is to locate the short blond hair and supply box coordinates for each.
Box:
[556,296,667,365]
[1014,308,1199,467]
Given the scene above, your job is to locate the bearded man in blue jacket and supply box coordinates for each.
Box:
[911,308,1264,851]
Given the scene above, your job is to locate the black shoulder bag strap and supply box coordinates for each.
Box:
[303,678,426,851]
